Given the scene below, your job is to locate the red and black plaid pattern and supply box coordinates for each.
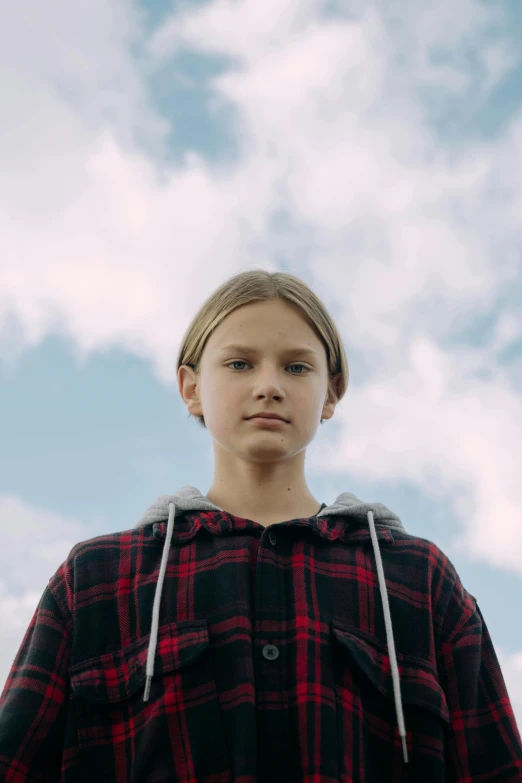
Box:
[1,509,521,781]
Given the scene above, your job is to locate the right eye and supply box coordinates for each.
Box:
[227,361,249,370]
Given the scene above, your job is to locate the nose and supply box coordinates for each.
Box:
[254,379,284,400]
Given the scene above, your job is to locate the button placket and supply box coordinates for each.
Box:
[262,530,280,661]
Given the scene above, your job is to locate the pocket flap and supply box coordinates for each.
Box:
[70,619,209,704]
[332,623,450,724]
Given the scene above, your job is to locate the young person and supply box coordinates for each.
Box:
[0,269,520,782]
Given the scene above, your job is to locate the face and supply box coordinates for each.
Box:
[178,298,337,465]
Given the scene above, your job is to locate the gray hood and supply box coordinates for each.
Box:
[134,486,409,764]
[135,485,406,532]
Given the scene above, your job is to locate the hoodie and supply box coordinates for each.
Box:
[0,485,520,782]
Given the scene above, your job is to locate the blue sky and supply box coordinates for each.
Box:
[1,0,521,725]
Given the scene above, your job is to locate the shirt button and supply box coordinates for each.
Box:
[262,644,280,660]
[268,531,277,546]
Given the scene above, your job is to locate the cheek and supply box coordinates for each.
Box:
[214,396,238,421]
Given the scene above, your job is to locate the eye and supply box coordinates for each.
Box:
[226,361,309,374]
[287,364,308,374]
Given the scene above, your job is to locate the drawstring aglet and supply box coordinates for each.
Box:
[401,733,408,763]
[143,674,152,702]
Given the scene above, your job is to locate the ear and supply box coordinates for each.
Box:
[321,373,343,421]
[321,400,336,422]
[178,365,204,418]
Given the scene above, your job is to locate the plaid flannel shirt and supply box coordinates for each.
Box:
[1,488,521,782]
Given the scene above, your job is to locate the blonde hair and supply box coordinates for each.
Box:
[176,269,349,428]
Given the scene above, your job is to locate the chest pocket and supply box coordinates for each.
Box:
[332,622,450,781]
[69,619,232,783]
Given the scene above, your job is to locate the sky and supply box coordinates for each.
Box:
[1,0,522,729]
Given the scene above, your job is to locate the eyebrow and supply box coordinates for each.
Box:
[218,343,320,358]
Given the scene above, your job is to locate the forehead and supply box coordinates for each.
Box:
[208,299,321,349]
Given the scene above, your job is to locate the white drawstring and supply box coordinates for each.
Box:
[367,509,408,763]
[143,501,176,701]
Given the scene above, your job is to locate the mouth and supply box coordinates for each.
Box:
[247,416,288,425]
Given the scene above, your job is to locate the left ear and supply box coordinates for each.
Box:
[322,373,342,421]
[321,400,336,422]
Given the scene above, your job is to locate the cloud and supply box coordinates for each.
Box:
[0,0,168,150]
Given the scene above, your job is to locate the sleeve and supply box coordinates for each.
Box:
[0,583,71,782]
[438,599,522,781]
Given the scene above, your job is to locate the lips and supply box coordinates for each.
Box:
[248,414,287,422]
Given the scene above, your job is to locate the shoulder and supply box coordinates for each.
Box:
[46,525,155,618]
[393,529,476,632]
[66,524,153,561]
[49,524,155,576]
[388,529,465,577]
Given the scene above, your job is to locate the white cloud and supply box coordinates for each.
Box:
[0,0,168,150]
[0,496,91,594]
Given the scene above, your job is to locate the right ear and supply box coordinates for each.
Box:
[178,365,204,419]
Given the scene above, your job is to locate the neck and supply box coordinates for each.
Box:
[205,466,321,527]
